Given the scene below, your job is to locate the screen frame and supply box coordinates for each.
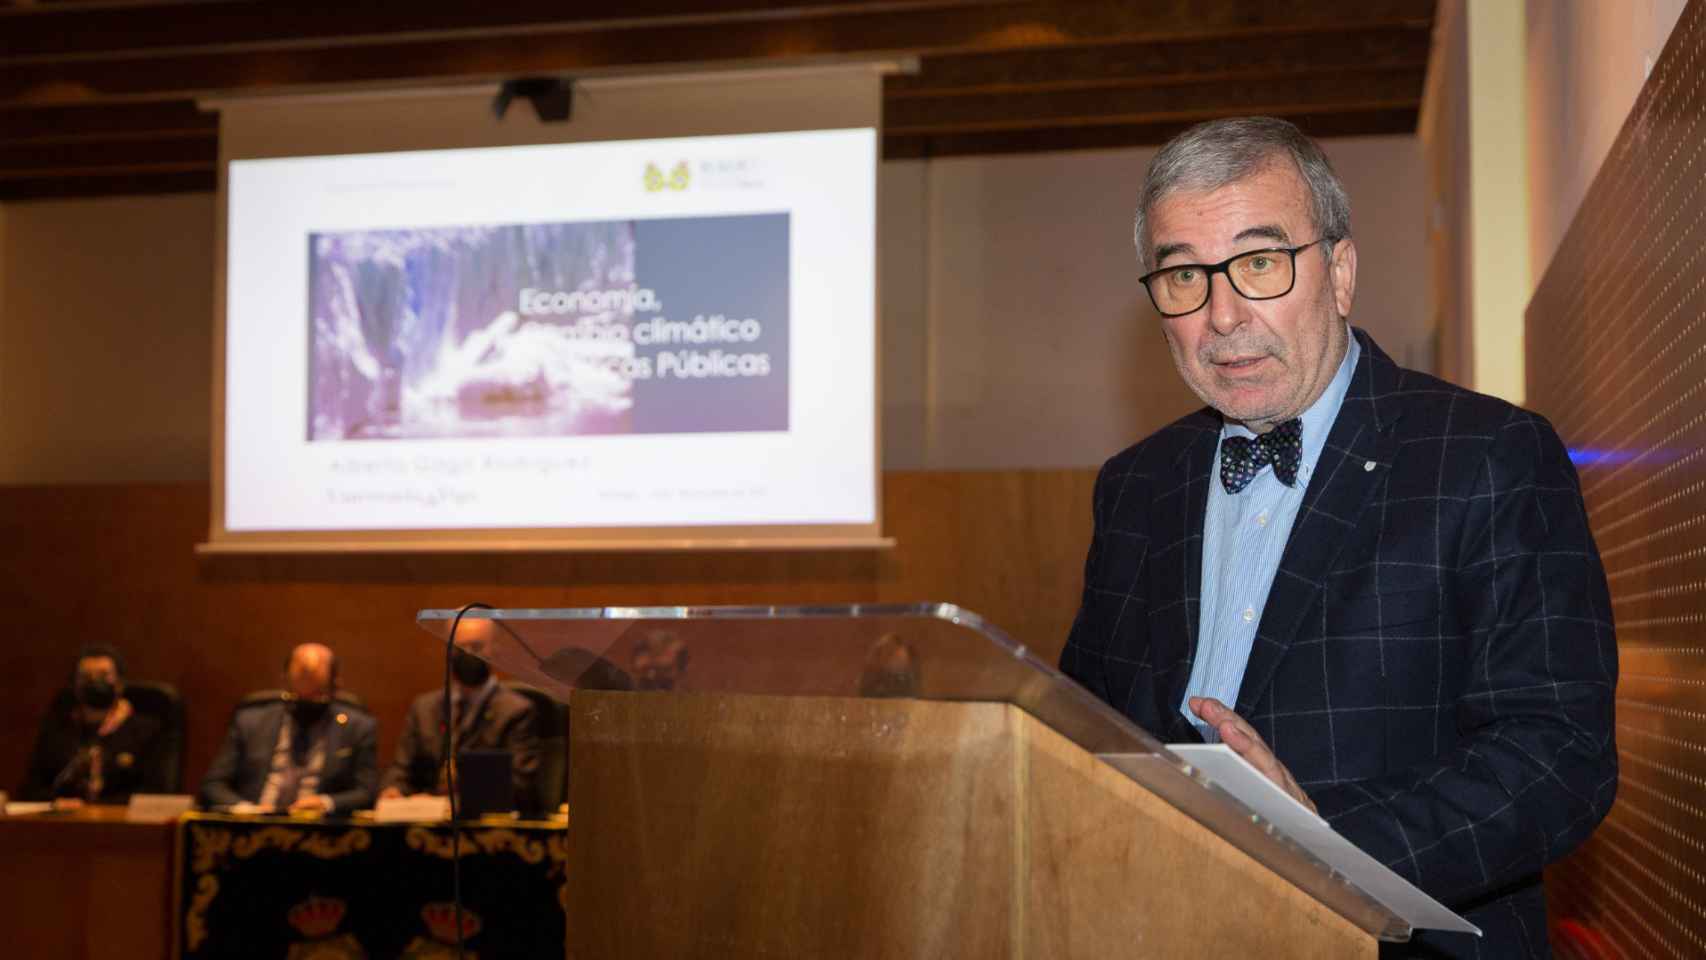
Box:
[202,67,894,554]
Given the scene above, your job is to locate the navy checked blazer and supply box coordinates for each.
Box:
[1060,328,1617,959]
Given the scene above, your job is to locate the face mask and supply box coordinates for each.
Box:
[452,651,491,687]
[76,680,117,710]
[290,698,330,726]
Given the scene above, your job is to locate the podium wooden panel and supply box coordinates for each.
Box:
[567,692,1375,958]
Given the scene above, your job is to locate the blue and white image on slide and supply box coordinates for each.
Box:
[307,213,789,442]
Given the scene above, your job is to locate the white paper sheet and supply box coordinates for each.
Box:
[1167,743,1480,936]
[125,793,196,823]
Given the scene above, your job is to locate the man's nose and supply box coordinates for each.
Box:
[1205,272,1247,336]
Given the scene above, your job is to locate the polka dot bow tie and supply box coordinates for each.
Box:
[1219,419,1303,494]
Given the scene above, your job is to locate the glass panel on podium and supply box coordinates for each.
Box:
[416,603,1417,941]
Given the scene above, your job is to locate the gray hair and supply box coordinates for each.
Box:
[1133,117,1352,272]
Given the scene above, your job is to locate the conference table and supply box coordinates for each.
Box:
[0,805,174,959]
[0,806,569,959]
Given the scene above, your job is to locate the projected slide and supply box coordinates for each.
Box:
[223,128,875,535]
[307,214,789,442]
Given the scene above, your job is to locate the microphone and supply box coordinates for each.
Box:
[50,745,93,796]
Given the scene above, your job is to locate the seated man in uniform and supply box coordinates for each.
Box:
[378,645,542,813]
[19,644,169,805]
[198,642,379,814]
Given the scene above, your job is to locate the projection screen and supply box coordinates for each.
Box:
[202,65,889,553]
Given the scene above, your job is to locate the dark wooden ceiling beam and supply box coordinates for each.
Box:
[0,0,1013,60]
[885,67,1424,133]
[0,0,1435,64]
[883,106,1420,159]
[0,103,1424,200]
[887,25,1432,97]
[0,0,1436,106]
[0,169,215,202]
[0,134,213,175]
[0,106,1422,199]
[0,100,216,144]
[0,0,1437,200]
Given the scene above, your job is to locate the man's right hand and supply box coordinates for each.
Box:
[1189,696,1318,815]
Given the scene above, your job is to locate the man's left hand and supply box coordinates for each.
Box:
[289,794,332,814]
[1188,696,1317,815]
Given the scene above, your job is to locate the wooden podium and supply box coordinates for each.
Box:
[419,604,1413,958]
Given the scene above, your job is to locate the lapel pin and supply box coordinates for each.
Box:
[336,712,349,725]
[1363,460,1377,472]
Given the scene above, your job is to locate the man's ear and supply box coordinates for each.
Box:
[1330,238,1357,317]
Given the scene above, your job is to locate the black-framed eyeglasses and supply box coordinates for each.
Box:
[1139,238,1330,318]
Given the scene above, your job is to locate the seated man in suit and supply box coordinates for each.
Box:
[198,642,378,814]
[857,633,921,699]
[19,644,169,805]
[378,646,541,812]
[631,630,689,691]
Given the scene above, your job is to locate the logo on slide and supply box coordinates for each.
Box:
[644,161,690,192]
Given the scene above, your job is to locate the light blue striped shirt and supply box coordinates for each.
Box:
[1181,329,1360,740]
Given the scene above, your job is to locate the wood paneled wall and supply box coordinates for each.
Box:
[0,469,1094,798]
[1527,1,1706,953]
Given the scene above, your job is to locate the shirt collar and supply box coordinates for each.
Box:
[1220,324,1360,483]
[453,675,496,706]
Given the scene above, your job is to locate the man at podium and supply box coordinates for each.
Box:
[1060,117,1616,958]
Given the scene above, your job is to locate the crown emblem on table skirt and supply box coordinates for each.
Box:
[421,901,483,943]
[399,903,485,959]
[286,896,347,940]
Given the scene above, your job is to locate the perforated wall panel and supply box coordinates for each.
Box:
[1528,2,1706,956]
